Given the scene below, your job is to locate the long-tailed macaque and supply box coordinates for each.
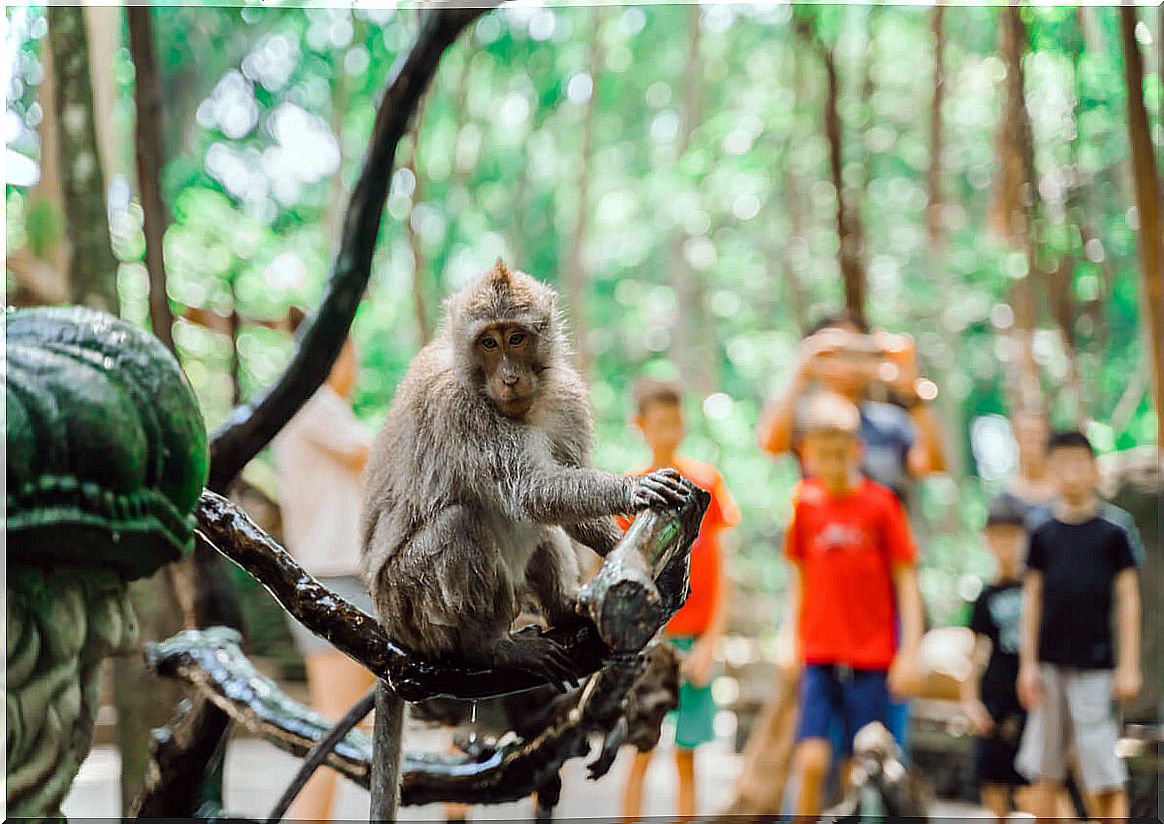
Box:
[361,260,688,683]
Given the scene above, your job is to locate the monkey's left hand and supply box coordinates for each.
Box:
[630,468,690,511]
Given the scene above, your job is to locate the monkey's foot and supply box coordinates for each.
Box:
[495,632,578,692]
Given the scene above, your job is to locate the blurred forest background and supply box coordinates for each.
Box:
[5,1,1161,633]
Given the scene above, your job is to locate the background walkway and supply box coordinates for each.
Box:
[63,714,990,820]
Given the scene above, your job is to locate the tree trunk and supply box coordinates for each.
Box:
[797,15,867,326]
[669,4,716,397]
[115,18,190,804]
[128,5,177,354]
[404,92,433,345]
[924,5,966,479]
[773,45,810,335]
[994,6,1042,414]
[46,5,120,313]
[18,32,69,303]
[447,48,476,195]
[1118,6,1163,445]
[778,177,810,337]
[825,52,865,324]
[1102,447,1161,724]
[325,23,353,250]
[926,6,946,248]
[227,271,242,406]
[112,570,188,812]
[121,15,188,791]
[1055,16,1098,426]
[563,7,606,376]
[715,672,800,817]
[84,6,122,186]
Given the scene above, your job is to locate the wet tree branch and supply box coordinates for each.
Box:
[141,627,677,809]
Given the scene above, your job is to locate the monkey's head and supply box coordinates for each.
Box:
[445,259,568,419]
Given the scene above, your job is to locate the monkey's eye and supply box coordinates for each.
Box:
[480,337,499,350]
[508,332,526,346]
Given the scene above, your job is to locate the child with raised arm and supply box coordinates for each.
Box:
[962,495,1030,823]
[1016,430,1141,823]
[783,391,924,820]
[619,378,740,821]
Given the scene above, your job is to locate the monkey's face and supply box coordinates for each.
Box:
[476,322,542,418]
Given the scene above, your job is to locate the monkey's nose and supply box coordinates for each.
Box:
[503,375,519,387]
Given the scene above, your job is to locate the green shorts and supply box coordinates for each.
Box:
[668,635,717,750]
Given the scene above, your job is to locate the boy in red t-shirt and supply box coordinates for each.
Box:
[783,391,923,819]
[620,378,740,821]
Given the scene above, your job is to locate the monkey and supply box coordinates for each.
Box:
[360,260,689,685]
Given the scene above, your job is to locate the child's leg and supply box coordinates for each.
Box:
[1014,665,1071,823]
[979,783,1010,824]
[675,748,696,820]
[669,645,716,820]
[838,668,891,773]
[620,749,653,822]
[792,665,842,820]
[1086,787,1128,822]
[1064,668,1129,823]
[1028,780,1063,821]
[793,738,833,819]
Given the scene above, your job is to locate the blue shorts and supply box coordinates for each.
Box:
[795,664,890,756]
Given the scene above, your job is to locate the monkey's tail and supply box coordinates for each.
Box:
[369,682,407,821]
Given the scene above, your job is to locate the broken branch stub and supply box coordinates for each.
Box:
[579,479,709,652]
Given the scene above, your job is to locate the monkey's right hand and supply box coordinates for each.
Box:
[629,468,690,511]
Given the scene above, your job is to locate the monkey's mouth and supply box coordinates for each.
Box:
[500,398,534,415]
[493,388,535,417]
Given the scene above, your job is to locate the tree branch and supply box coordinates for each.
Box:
[143,627,676,808]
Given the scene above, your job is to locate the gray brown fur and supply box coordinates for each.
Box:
[360,261,687,682]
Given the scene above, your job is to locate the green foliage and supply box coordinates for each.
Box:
[5,5,1160,627]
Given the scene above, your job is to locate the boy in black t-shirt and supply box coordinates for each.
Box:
[1016,430,1141,823]
[962,495,1029,823]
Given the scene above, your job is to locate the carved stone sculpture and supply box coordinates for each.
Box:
[5,306,208,817]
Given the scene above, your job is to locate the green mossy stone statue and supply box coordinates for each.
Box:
[6,306,208,577]
[5,306,209,818]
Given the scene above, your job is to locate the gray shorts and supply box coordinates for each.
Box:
[287,575,375,656]
[1015,664,1127,793]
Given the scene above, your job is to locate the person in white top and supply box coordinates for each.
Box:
[273,314,375,821]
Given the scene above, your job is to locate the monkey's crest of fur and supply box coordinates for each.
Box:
[443,260,571,366]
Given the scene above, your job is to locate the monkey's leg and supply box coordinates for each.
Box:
[369,506,502,659]
[527,534,583,629]
[404,510,577,688]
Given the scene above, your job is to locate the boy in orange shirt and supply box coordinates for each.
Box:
[783,391,924,820]
[620,378,740,821]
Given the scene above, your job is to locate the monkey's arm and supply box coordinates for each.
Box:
[513,465,687,524]
[564,517,623,557]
